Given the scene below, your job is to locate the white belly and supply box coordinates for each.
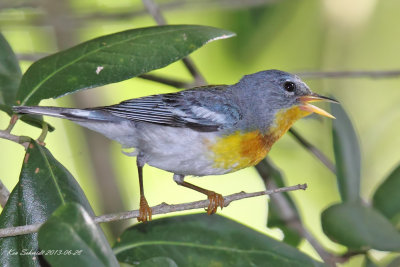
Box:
[134,123,227,176]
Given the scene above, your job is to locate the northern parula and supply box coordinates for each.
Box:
[13,70,338,222]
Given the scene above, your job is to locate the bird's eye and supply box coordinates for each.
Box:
[283,81,296,92]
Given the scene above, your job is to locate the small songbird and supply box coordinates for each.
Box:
[13,70,338,222]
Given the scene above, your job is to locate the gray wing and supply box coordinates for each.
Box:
[92,86,242,132]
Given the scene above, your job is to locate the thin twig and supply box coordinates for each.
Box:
[297,70,400,79]
[0,130,30,149]
[0,184,306,238]
[5,115,19,133]
[139,74,189,88]
[289,128,336,174]
[142,0,207,86]
[0,180,10,208]
[182,57,207,86]
[256,160,337,267]
[142,0,167,25]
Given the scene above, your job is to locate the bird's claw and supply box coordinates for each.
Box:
[138,196,152,223]
[205,191,224,215]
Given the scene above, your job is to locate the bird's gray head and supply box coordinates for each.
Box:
[235,70,313,110]
[230,70,337,130]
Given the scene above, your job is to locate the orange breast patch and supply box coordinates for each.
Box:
[209,131,272,171]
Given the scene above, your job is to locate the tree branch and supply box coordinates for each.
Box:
[296,70,400,79]
[289,128,336,174]
[0,184,306,238]
[142,0,207,86]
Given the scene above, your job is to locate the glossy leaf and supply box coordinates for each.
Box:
[38,203,119,267]
[0,140,93,266]
[331,103,361,202]
[19,115,55,132]
[0,35,53,131]
[16,25,235,106]
[0,103,12,116]
[321,202,400,251]
[0,183,25,266]
[0,32,22,106]
[113,214,323,267]
[373,164,400,226]
[256,159,302,246]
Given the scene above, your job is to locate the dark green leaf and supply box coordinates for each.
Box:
[114,214,323,267]
[321,202,400,251]
[331,103,361,202]
[0,103,12,116]
[0,34,53,132]
[38,203,119,267]
[0,183,24,267]
[256,159,302,247]
[19,115,55,132]
[373,164,400,226]
[0,33,22,106]
[0,140,93,266]
[16,25,235,106]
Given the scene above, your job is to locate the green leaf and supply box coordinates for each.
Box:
[38,203,119,267]
[0,103,13,116]
[321,202,400,251]
[19,115,55,132]
[16,25,235,106]
[331,103,361,202]
[373,164,400,226]
[113,214,323,267]
[0,183,25,266]
[0,140,93,266]
[0,32,22,106]
[256,159,302,247]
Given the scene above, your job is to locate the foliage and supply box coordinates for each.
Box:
[0,17,399,267]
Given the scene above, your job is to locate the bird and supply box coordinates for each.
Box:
[13,70,338,222]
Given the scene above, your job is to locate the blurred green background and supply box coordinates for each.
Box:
[1,0,400,266]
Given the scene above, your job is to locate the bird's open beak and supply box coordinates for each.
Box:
[298,94,339,119]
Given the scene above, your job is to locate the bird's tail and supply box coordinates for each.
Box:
[13,106,138,148]
[13,106,116,122]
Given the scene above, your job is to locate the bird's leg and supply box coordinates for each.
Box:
[137,155,152,222]
[173,174,224,215]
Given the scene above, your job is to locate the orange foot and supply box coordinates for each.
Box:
[138,196,152,223]
[205,191,224,215]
